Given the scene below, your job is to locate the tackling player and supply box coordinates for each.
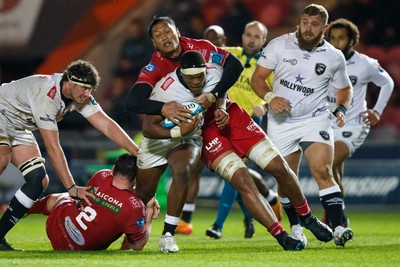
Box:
[0,60,139,250]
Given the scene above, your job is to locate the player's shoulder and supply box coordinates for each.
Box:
[88,169,113,186]
[352,50,377,65]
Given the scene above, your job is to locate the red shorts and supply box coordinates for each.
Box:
[46,197,79,250]
[202,103,266,168]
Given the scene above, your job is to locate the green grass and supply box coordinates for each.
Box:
[0,209,399,266]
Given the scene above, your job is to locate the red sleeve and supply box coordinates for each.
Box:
[121,195,148,244]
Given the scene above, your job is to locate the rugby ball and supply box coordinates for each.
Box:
[161,101,203,128]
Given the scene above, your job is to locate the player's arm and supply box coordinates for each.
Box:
[126,83,192,122]
[250,65,291,113]
[120,197,160,251]
[333,85,353,128]
[142,113,202,139]
[86,110,139,155]
[361,68,394,126]
[211,53,243,99]
[39,128,95,205]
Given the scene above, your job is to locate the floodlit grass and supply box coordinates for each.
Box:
[0,208,399,266]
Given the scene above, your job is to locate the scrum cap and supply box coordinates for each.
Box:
[180,50,206,75]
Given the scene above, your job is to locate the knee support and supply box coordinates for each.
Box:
[248,139,280,170]
[17,157,47,207]
[215,153,246,181]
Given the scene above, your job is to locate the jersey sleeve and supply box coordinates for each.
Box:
[331,52,352,89]
[257,39,280,70]
[31,89,61,131]
[122,196,147,244]
[75,96,103,118]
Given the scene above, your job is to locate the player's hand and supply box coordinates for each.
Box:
[146,196,160,220]
[214,108,229,128]
[179,113,203,136]
[360,109,380,126]
[335,112,346,128]
[161,101,192,124]
[252,104,268,117]
[68,185,95,209]
[269,97,291,113]
[194,92,216,110]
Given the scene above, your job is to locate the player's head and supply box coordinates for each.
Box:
[61,60,100,104]
[297,4,329,51]
[148,15,180,57]
[179,50,206,96]
[113,153,137,182]
[242,21,268,56]
[203,25,226,47]
[62,60,100,89]
[327,18,359,56]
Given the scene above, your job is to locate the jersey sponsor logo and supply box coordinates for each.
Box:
[283,58,298,65]
[65,216,85,246]
[144,62,156,73]
[129,196,142,208]
[303,53,311,60]
[246,120,258,132]
[39,114,55,124]
[327,96,336,103]
[136,217,145,229]
[161,77,175,91]
[319,131,330,141]
[349,75,357,86]
[279,78,314,96]
[342,131,352,138]
[90,187,122,214]
[47,86,57,100]
[209,51,224,65]
[205,137,222,153]
[315,63,326,75]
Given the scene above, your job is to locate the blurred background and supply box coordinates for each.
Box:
[1,0,399,210]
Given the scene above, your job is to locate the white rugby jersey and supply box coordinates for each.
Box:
[257,32,351,123]
[327,51,394,125]
[0,74,102,131]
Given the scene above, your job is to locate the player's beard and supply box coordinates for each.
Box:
[297,27,324,51]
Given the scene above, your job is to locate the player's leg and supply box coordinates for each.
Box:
[248,139,333,244]
[211,151,304,251]
[176,158,204,235]
[27,193,65,215]
[0,141,48,251]
[304,142,353,247]
[159,144,201,253]
[135,166,166,205]
[206,180,238,239]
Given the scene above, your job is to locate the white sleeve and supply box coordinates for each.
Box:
[369,62,394,115]
[257,40,280,70]
[332,53,352,89]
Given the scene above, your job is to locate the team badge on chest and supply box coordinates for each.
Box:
[315,63,326,75]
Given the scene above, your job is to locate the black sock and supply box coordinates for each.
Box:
[0,197,29,239]
[181,211,192,223]
[320,192,344,230]
[162,222,177,236]
[282,202,299,226]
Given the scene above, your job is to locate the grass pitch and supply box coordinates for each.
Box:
[0,208,399,267]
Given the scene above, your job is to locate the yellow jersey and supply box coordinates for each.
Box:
[225,46,273,116]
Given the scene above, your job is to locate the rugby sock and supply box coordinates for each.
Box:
[215,180,237,230]
[0,197,29,239]
[319,186,344,229]
[181,203,195,223]
[280,197,299,226]
[268,221,285,237]
[27,195,51,215]
[163,214,179,235]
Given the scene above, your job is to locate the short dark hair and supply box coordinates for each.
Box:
[302,4,329,25]
[148,15,176,38]
[62,60,100,89]
[328,18,360,48]
[113,153,137,182]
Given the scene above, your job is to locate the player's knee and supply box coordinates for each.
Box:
[248,139,280,170]
[215,153,247,181]
[18,157,47,199]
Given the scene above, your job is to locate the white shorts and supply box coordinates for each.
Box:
[137,136,202,169]
[333,123,370,157]
[267,114,334,157]
[0,114,37,147]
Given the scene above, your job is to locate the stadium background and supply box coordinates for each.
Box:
[0,0,399,210]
